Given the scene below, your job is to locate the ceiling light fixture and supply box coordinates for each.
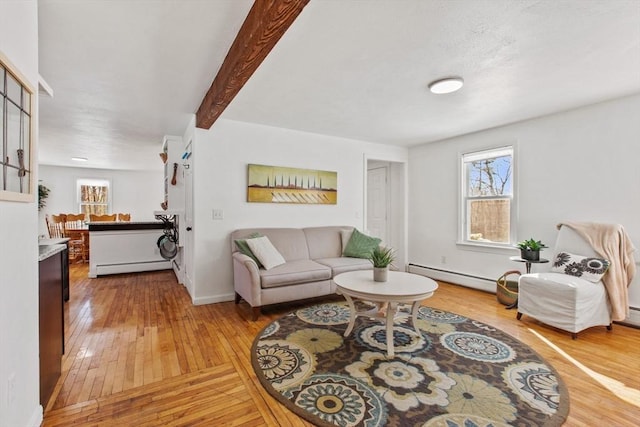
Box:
[428,77,464,94]
[71,157,88,162]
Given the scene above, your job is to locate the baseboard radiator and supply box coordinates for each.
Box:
[408,263,640,328]
[621,307,640,328]
[407,263,496,294]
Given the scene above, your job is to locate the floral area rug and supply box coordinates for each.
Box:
[251,301,569,426]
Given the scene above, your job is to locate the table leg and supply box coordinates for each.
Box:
[386,302,396,357]
[525,262,532,274]
[343,294,357,337]
[410,300,421,335]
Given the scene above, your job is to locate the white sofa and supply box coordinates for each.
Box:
[231,226,373,320]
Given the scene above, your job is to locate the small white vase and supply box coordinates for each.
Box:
[373,267,388,282]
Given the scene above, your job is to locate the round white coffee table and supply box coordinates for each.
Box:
[333,270,438,357]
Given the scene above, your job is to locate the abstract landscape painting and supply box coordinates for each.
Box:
[247,164,337,204]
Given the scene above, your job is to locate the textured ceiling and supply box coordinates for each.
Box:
[38,0,640,171]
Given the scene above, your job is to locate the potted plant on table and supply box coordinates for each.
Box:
[370,246,396,282]
[516,238,547,261]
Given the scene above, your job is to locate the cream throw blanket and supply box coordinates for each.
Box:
[558,222,636,321]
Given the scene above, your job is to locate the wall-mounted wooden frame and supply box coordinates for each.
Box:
[247,164,337,204]
[0,50,35,203]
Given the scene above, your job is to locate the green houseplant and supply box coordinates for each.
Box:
[38,183,51,211]
[516,238,547,261]
[370,246,395,282]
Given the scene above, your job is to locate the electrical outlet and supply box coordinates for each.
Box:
[212,209,224,220]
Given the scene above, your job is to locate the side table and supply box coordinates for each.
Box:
[505,256,549,309]
[509,255,549,274]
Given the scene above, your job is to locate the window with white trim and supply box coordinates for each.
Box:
[460,146,514,246]
[1,59,34,201]
[77,178,110,216]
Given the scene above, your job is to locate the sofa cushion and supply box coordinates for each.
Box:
[260,259,332,289]
[343,228,381,258]
[303,226,350,259]
[315,257,372,276]
[234,232,263,268]
[247,236,286,270]
[231,228,310,261]
[340,229,353,252]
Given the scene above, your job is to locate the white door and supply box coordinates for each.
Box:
[183,140,195,297]
[367,166,388,243]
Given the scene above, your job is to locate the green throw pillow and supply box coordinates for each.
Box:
[342,229,381,259]
[234,232,263,268]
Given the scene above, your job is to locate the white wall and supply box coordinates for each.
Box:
[408,94,640,319]
[0,1,42,426]
[38,165,164,236]
[190,119,408,304]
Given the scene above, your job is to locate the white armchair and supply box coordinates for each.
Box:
[516,225,612,339]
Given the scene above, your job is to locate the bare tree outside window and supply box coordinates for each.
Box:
[462,147,514,244]
[77,179,110,216]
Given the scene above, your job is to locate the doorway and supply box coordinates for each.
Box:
[365,159,407,269]
[367,165,388,243]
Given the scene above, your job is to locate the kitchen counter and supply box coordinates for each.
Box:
[88,220,168,231]
[38,239,69,261]
[38,240,67,407]
[39,239,71,301]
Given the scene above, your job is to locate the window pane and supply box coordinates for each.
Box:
[81,185,109,204]
[21,112,30,168]
[5,165,21,193]
[6,72,21,104]
[6,102,21,167]
[0,99,4,162]
[23,89,31,114]
[466,155,512,197]
[81,204,108,216]
[468,199,511,243]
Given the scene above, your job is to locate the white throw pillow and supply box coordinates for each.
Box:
[246,236,286,270]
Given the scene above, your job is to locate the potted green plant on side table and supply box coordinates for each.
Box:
[370,246,396,282]
[516,238,547,261]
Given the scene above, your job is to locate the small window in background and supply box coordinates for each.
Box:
[461,146,514,246]
[77,178,110,216]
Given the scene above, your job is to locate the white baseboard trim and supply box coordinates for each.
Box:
[28,405,43,427]
[620,306,640,328]
[408,263,496,293]
[192,292,235,306]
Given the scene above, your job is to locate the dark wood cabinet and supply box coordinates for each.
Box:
[39,249,64,408]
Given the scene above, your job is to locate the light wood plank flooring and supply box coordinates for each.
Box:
[43,264,640,426]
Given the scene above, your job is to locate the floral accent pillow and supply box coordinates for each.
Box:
[551,252,610,282]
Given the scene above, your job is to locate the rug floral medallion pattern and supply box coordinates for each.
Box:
[252,302,569,427]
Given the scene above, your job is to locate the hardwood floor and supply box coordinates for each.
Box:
[43,264,640,426]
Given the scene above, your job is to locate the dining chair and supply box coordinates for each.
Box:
[45,214,65,239]
[117,213,131,222]
[89,213,117,222]
[51,213,67,224]
[64,213,88,263]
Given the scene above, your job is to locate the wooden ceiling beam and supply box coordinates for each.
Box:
[195,0,310,129]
